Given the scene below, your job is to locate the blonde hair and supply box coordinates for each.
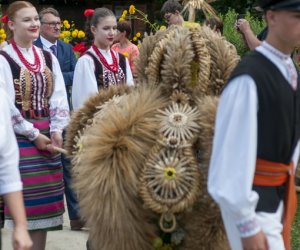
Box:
[4,1,34,40]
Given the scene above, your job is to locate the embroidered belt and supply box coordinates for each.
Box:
[254,158,297,250]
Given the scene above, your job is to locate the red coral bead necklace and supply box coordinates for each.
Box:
[11,39,41,73]
[92,44,118,73]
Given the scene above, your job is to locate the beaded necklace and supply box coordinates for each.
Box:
[11,39,41,73]
[92,44,118,73]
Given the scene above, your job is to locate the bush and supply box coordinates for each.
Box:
[220,9,265,57]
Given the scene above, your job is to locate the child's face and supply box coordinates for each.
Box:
[164,10,180,26]
[92,16,117,49]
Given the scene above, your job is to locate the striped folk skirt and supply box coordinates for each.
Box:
[5,118,64,230]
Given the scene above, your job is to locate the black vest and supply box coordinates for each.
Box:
[85,51,126,89]
[228,51,300,212]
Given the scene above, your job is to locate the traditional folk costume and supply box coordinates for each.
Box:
[72,45,134,110]
[208,41,300,250]
[0,88,23,229]
[0,41,70,230]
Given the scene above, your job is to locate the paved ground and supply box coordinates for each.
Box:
[2,209,89,250]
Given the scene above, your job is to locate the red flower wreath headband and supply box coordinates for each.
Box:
[84,9,94,17]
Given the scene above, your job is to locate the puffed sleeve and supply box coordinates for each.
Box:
[0,89,23,195]
[72,55,98,110]
[48,54,70,133]
[125,57,134,86]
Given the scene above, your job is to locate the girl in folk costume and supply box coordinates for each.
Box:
[72,8,134,110]
[0,1,69,250]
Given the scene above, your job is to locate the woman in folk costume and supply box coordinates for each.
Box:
[72,7,134,110]
[0,1,69,249]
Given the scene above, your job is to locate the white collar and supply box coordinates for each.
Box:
[40,36,57,49]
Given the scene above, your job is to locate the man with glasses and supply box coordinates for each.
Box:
[34,8,82,231]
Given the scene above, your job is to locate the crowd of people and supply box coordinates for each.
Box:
[0,0,300,249]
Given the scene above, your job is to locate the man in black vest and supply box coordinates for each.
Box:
[208,0,300,249]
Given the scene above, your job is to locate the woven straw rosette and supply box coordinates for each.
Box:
[66,25,238,250]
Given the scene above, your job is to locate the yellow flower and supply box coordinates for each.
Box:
[123,52,129,57]
[137,44,141,49]
[0,29,4,34]
[59,33,65,39]
[63,38,70,43]
[160,25,167,30]
[65,23,70,29]
[65,30,71,37]
[122,10,128,16]
[119,17,125,22]
[63,20,69,26]
[72,30,78,38]
[164,166,176,181]
[132,36,137,41]
[1,34,6,40]
[129,5,136,15]
[77,30,85,39]
[135,32,141,38]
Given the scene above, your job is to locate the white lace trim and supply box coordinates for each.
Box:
[5,215,63,230]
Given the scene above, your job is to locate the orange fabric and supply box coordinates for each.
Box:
[253,158,297,250]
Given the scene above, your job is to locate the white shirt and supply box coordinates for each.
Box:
[40,35,57,53]
[208,41,300,237]
[0,44,70,140]
[72,47,134,110]
[0,88,22,195]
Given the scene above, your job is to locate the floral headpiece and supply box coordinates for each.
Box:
[84,9,94,17]
[1,15,8,23]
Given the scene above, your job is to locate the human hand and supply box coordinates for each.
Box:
[50,131,63,148]
[33,133,52,152]
[235,19,251,34]
[12,225,33,250]
[241,230,269,250]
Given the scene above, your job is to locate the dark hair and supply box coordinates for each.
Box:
[84,7,115,48]
[117,21,132,39]
[205,17,224,34]
[161,0,183,16]
[5,1,34,40]
[39,7,60,22]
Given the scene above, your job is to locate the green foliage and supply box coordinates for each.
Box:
[292,193,300,249]
[212,0,257,15]
[220,9,266,57]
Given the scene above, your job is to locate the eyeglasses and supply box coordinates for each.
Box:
[164,13,173,22]
[41,22,61,28]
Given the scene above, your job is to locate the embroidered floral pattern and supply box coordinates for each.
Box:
[237,217,260,236]
[11,114,24,125]
[103,66,125,88]
[27,128,39,141]
[49,107,69,118]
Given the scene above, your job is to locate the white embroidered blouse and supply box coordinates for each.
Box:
[0,44,70,141]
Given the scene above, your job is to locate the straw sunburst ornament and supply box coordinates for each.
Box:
[157,102,201,143]
[140,145,200,214]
